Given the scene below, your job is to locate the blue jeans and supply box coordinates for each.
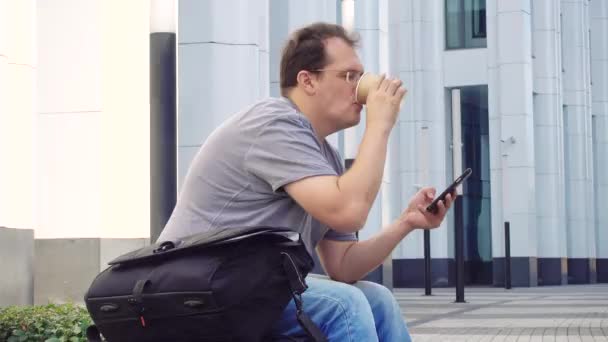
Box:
[271,277,412,341]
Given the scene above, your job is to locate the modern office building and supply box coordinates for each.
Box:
[1,0,606,306]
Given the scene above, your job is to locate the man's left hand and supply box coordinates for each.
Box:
[398,187,454,230]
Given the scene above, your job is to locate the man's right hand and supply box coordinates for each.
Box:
[365,75,407,131]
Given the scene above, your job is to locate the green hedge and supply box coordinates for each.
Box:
[0,303,92,342]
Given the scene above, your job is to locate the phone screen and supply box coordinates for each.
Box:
[425,168,472,214]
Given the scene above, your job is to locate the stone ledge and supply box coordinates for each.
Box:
[34,238,149,305]
[0,226,34,306]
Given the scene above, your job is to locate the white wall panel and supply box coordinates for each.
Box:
[37,0,102,113]
[443,49,488,87]
[37,113,103,238]
[0,0,36,230]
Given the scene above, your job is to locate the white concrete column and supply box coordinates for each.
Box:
[348,0,393,285]
[0,0,36,306]
[350,0,385,242]
[35,0,151,304]
[561,0,596,279]
[259,0,271,99]
[0,0,36,231]
[100,0,151,239]
[419,0,449,263]
[344,0,359,161]
[391,0,448,262]
[178,0,270,186]
[268,0,341,148]
[37,0,104,238]
[488,0,537,285]
[590,0,608,269]
[582,2,597,269]
[385,0,404,237]
[35,0,152,303]
[37,0,150,239]
[392,0,418,260]
[486,0,508,275]
[532,0,568,282]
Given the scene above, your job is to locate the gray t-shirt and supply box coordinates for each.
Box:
[158,97,357,253]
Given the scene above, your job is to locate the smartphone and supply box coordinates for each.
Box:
[425,168,472,214]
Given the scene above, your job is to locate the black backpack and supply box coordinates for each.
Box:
[84,226,327,342]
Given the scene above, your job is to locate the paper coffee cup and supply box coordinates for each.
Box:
[355,72,382,105]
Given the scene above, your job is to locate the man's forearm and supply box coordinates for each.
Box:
[337,125,391,215]
[336,220,415,283]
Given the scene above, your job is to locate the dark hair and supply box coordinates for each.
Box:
[279,22,359,97]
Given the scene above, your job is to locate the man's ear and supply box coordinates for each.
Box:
[296,70,317,96]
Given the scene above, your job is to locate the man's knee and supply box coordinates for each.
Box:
[356,280,393,297]
[302,280,378,340]
[354,281,401,314]
[321,280,372,313]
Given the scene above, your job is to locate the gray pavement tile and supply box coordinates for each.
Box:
[410,327,604,337]
[528,328,544,342]
[400,284,608,341]
[454,313,608,319]
[541,333,556,342]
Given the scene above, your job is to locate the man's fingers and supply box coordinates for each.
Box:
[379,76,392,92]
[375,73,387,90]
[424,188,436,201]
[386,79,402,96]
[396,86,408,101]
[417,204,430,217]
[444,193,453,209]
[445,191,458,209]
[435,199,448,217]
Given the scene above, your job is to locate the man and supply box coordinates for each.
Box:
[159,22,453,341]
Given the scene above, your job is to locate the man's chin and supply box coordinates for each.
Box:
[343,116,361,129]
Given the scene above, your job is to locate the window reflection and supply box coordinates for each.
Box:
[472,0,486,38]
[446,0,487,49]
[459,85,492,284]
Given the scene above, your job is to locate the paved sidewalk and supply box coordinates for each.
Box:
[394,284,608,341]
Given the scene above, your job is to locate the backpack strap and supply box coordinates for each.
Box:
[130,279,151,327]
[281,252,328,342]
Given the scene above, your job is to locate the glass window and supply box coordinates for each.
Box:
[445,0,487,49]
[450,85,492,284]
[472,0,486,38]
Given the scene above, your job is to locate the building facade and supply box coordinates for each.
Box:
[0,0,606,306]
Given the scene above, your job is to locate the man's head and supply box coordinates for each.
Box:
[280,23,364,135]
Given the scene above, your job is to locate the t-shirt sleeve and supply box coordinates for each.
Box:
[323,227,358,241]
[245,115,338,192]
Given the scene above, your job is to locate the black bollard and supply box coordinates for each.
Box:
[150,31,177,244]
[505,221,512,289]
[424,229,431,295]
[454,196,465,302]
